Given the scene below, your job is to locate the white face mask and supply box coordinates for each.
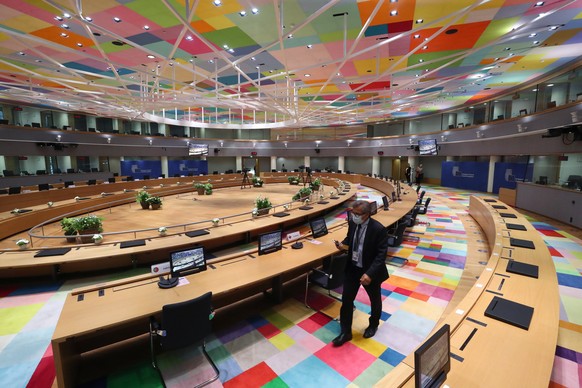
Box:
[352,214,364,225]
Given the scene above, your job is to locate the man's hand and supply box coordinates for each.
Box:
[360,274,371,286]
[334,240,347,252]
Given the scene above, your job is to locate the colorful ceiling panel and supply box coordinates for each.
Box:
[0,0,580,127]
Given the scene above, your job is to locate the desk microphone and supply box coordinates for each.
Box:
[158,275,179,289]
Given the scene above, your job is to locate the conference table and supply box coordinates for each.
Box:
[51,176,418,387]
[377,196,559,387]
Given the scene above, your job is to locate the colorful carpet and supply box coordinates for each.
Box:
[0,185,580,387]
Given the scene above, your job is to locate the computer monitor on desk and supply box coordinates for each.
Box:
[369,201,378,215]
[414,324,451,388]
[170,246,207,277]
[382,195,389,210]
[258,230,282,255]
[309,217,328,238]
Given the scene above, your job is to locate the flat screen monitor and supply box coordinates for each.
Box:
[87,179,96,185]
[189,143,209,156]
[392,191,396,203]
[64,181,74,188]
[309,217,328,238]
[31,122,41,128]
[170,246,207,277]
[382,195,389,210]
[418,139,438,156]
[370,201,378,215]
[38,183,50,191]
[258,230,282,255]
[0,119,9,124]
[414,324,451,388]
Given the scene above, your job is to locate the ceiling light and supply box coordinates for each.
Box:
[147,54,155,58]
[416,19,423,24]
[535,1,544,6]
[504,47,511,50]
[76,43,83,47]
[18,51,25,56]
[419,59,424,62]
[84,16,92,22]
[391,0,398,2]
[223,44,229,49]
[143,25,150,30]
[390,10,398,16]
[549,25,558,30]
[533,88,538,92]
[307,44,313,48]
[63,13,71,19]
[209,59,214,63]
[533,41,539,45]
[228,48,234,53]
[55,16,63,21]
[251,56,256,61]
[413,34,420,39]
[239,10,246,16]
[422,45,428,49]
[547,83,554,87]
[60,32,68,37]
[287,34,293,39]
[213,0,222,6]
[251,7,259,14]
[529,33,537,37]
[304,74,311,77]
[113,17,121,22]
[185,35,193,41]
[61,24,69,29]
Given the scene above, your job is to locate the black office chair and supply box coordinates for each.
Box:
[304,254,347,310]
[64,181,74,188]
[38,183,50,191]
[143,174,150,180]
[416,185,421,194]
[416,190,426,205]
[149,292,219,388]
[405,206,420,228]
[417,197,431,215]
[3,169,14,176]
[387,222,407,247]
[108,177,116,183]
[8,186,21,195]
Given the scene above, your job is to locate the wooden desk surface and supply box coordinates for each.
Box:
[376,196,559,388]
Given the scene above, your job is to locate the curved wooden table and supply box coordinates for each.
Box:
[377,196,559,387]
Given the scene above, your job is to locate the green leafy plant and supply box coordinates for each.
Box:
[136,190,150,204]
[194,183,206,189]
[252,176,263,187]
[60,217,78,236]
[287,176,299,184]
[204,183,213,195]
[310,177,322,190]
[254,196,272,210]
[292,187,312,201]
[76,215,103,233]
[147,196,163,205]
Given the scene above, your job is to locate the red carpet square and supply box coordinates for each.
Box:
[257,322,281,339]
[224,361,277,387]
[315,342,377,381]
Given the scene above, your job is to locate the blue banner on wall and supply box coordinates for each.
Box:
[167,160,208,177]
[121,160,162,179]
[492,162,533,193]
[441,161,489,192]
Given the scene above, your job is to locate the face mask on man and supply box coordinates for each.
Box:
[352,214,364,225]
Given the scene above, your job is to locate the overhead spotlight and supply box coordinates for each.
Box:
[416,19,423,24]
[239,10,246,17]
[147,54,155,58]
[76,43,83,47]
[213,0,222,6]
[413,34,420,39]
[228,48,234,53]
[304,73,311,77]
[63,13,71,19]
[143,25,150,30]
[61,24,70,29]
[113,17,121,23]
[534,1,544,6]
[251,56,256,61]
[390,10,398,16]
[54,16,63,21]
[307,44,313,48]
[84,16,93,22]
[251,7,259,14]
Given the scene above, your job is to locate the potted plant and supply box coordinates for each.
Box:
[288,176,299,185]
[158,226,168,236]
[92,234,103,244]
[194,182,206,195]
[76,215,103,243]
[292,187,312,201]
[136,190,151,209]
[254,196,272,215]
[16,238,29,249]
[252,176,264,187]
[47,201,54,208]
[310,177,322,191]
[212,218,220,226]
[204,183,213,195]
[147,196,163,210]
[60,217,78,243]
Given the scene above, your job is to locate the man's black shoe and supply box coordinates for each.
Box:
[332,332,352,347]
[363,326,378,339]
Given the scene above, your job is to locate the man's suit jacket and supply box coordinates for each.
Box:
[341,217,389,282]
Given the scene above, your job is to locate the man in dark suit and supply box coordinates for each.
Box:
[332,200,389,346]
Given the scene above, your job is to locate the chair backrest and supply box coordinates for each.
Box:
[423,197,431,210]
[325,255,347,289]
[8,186,21,195]
[406,206,420,227]
[418,190,426,201]
[416,185,421,193]
[160,291,213,351]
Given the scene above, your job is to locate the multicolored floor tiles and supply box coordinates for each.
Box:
[0,185,580,387]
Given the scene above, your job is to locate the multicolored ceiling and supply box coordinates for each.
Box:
[0,0,581,128]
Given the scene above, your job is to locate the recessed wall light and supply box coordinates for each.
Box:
[60,32,68,37]
[307,44,313,48]
[63,13,71,19]
[76,43,83,47]
[147,54,155,59]
[84,16,92,22]
[213,0,222,6]
[185,35,193,41]
[113,17,121,22]
[251,7,259,14]
[304,74,311,77]
[143,25,150,30]
[54,16,63,21]
[239,10,246,16]
[251,56,256,61]
[61,24,69,29]
[535,1,544,7]
[228,48,234,53]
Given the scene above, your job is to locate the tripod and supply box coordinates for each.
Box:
[302,169,313,187]
[240,170,251,189]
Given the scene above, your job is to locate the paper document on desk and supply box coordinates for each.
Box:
[178,278,190,286]
[307,239,323,245]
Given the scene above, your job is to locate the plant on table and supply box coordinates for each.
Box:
[292,186,312,201]
[136,190,151,209]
